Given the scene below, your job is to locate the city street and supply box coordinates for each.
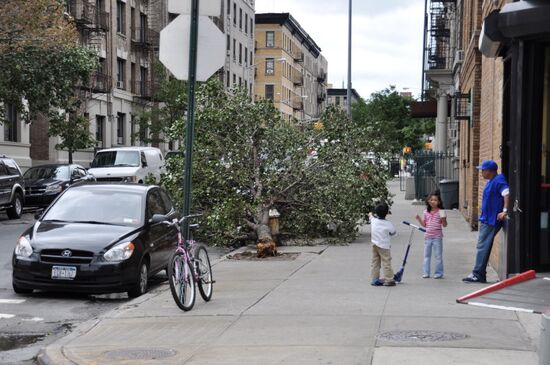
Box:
[0,211,169,365]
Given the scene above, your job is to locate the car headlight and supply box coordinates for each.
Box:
[104,241,135,262]
[122,176,137,183]
[45,184,63,193]
[15,236,33,258]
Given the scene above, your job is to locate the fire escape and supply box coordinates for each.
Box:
[131,0,161,102]
[424,0,456,152]
[67,0,111,94]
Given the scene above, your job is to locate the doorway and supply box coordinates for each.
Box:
[539,47,550,268]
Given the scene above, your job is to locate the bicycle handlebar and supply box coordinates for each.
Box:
[402,221,426,232]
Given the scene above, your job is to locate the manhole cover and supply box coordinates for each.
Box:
[228,251,299,261]
[104,348,177,360]
[377,330,468,343]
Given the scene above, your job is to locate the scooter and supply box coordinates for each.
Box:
[394,221,426,283]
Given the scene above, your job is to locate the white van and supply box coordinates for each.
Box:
[88,147,164,183]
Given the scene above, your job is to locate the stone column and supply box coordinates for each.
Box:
[434,91,448,152]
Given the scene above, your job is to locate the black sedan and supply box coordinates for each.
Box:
[12,183,178,297]
[23,164,95,208]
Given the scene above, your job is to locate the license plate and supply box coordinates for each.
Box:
[51,266,76,280]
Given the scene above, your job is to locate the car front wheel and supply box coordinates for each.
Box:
[127,262,148,298]
[7,193,23,219]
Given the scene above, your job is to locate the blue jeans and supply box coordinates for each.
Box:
[423,237,443,277]
[472,222,500,281]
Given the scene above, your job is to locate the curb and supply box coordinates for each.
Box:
[36,244,240,365]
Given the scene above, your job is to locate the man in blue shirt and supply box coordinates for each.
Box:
[463,160,510,283]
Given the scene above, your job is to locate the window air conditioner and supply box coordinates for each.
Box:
[116,81,125,89]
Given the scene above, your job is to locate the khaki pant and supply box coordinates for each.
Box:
[371,245,395,283]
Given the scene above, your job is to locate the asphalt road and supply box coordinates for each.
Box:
[0,210,170,365]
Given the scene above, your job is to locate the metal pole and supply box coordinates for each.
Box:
[420,0,428,101]
[346,0,352,118]
[182,0,199,240]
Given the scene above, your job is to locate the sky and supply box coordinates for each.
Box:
[255,0,426,100]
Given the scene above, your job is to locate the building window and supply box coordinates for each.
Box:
[117,58,125,89]
[232,38,236,60]
[250,19,253,38]
[226,70,230,87]
[239,8,243,30]
[265,85,274,100]
[4,104,18,142]
[265,58,274,75]
[96,115,105,147]
[233,73,236,86]
[226,0,230,15]
[140,66,147,95]
[116,0,125,34]
[239,77,242,87]
[116,113,126,145]
[335,96,340,106]
[245,13,248,34]
[130,114,135,146]
[245,47,248,65]
[239,43,242,64]
[226,34,230,50]
[266,31,274,47]
[233,3,236,25]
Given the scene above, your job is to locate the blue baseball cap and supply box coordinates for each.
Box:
[477,160,498,171]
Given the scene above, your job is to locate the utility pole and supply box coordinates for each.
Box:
[346,0,352,118]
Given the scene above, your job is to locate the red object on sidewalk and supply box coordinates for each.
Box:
[456,270,537,303]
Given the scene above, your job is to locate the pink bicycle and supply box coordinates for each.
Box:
[153,213,213,311]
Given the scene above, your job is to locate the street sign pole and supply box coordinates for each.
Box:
[182,0,199,240]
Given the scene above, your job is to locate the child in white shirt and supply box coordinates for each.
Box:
[370,202,397,286]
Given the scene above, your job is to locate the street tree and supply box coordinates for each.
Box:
[162,80,391,254]
[0,0,97,162]
[353,86,434,155]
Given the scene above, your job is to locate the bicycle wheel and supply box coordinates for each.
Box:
[193,245,213,301]
[168,251,195,311]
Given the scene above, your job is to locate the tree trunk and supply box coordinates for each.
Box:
[254,209,277,258]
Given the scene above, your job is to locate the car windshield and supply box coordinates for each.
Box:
[42,189,143,226]
[23,166,69,180]
[91,151,140,168]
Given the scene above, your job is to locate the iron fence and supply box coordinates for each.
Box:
[406,151,458,202]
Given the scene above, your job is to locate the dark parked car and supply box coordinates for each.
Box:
[12,183,179,297]
[23,164,95,208]
[0,155,25,219]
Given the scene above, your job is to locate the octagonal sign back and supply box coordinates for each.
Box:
[159,15,225,81]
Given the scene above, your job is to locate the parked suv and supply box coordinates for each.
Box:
[0,156,24,219]
[88,147,164,183]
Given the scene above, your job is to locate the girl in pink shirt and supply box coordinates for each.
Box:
[415,192,447,279]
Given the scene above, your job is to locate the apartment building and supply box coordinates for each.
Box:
[255,13,328,122]
[221,0,255,95]
[22,0,167,167]
[326,88,361,110]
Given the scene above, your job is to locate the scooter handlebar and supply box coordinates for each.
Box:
[402,221,426,232]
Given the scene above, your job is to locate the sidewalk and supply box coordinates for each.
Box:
[38,180,541,365]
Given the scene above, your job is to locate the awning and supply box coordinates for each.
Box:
[480,1,550,58]
[499,0,550,38]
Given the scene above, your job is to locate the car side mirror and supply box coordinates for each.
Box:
[34,209,44,220]
[149,213,167,225]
